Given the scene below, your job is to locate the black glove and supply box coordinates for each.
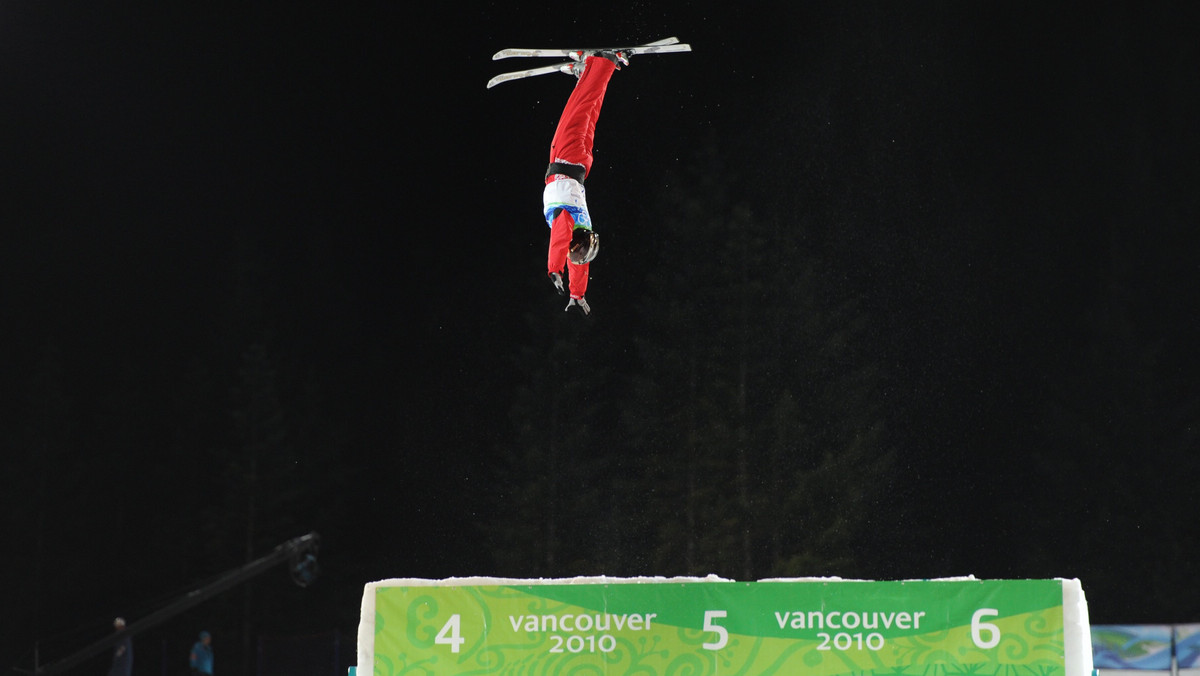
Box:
[548,271,566,296]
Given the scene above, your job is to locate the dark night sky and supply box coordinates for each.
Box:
[2,1,1199,673]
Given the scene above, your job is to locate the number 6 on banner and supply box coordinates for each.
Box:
[971,608,1001,649]
[702,610,729,650]
[435,614,465,653]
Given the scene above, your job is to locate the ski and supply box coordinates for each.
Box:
[487,37,691,88]
[487,62,578,89]
[492,37,685,61]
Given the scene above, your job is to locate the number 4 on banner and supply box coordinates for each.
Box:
[435,615,465,653]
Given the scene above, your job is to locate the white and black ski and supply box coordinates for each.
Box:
[487,37,691,88]
[487,62,579,89]
[492,36,686,60]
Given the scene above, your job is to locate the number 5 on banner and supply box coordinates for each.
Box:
[435,614,465,653]
[702,610,729,650]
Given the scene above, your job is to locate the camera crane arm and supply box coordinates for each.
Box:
[31,532,319,676]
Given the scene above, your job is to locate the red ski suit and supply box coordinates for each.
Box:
[545,56,617,300]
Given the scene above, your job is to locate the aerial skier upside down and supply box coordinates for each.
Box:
[542,50,628,316]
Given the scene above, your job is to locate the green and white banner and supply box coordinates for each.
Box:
[357,576,1092,676]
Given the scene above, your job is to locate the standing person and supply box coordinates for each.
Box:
[189,631,214,676]
[108,618,132,676]
[543,50,629,315]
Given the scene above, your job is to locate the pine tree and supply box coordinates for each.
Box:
[487,313,616,576]
[624,138,898,579]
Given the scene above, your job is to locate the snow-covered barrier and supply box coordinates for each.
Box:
[356,576,1092,676]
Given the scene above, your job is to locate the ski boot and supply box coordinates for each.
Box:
[598,50,630,68]
[564,49,629,78]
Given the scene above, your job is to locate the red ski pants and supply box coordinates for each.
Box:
[547,56,617,177]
